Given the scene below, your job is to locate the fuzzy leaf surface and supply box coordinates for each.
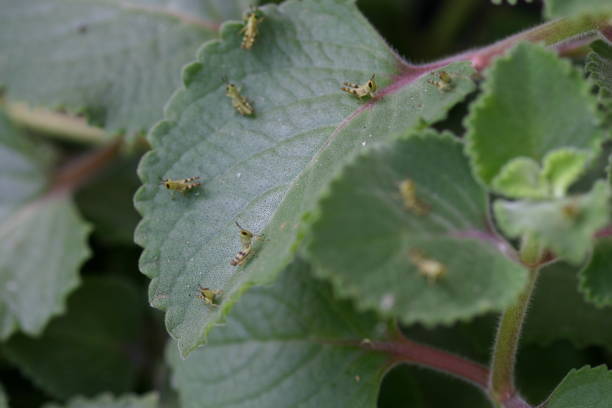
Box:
[0,0,249,134]
[545,0,612,18]
[135,0,476,356]
[544,366,612,408]
[306,132,527,326]
[587,40,612,99]
[2,277,144,399]
[465,42,604,196]
[579,237,612,307]
[0,113,91,339]
[494,181,610,264]
[168,259,388,408]
[524,262,612,350]
[44,393,159,408]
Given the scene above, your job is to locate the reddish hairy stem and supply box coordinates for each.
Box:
[365,338,489,389]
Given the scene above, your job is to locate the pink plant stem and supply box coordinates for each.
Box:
[365,338,489,389]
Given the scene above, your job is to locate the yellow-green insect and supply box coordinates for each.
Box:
[230,221,263,266]
[341,74,377,99]
[226,83,254,116]
[197,285,223,306]
[409,249,446,285]
[161,176,201,193]
[428,71,454,92]
[398,179,429,216]
[240,6,264,50]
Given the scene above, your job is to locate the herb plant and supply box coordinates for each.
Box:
[1,1,612,407]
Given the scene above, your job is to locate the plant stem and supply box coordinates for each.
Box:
[489,234,542,406]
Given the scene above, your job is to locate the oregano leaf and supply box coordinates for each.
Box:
[543,366,612,408]
[2,277,144,399]
[0,0,249,134]
[306,131,527,326]
[523,262,612,350]
[545,0,612,19]
[579,237,612,307]
[465,42,604,197]
[167,259,388,408]
[493,181,610,264]
[135,0,476,356]
[541,149,591,198]
[44,393,159,408]
[0,112,91,339]
[492,157,547,199]
[587,40,612,100]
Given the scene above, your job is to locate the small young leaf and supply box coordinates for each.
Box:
[541,149,591,198]
[2,277,144,399]
[543,366,612,408]
[465,42,604,195]
[0,0,249,134]
[135,0,476,356]
[0,113,91,339]
[579,237,612,307]
[523,262,612,350]
[492,157,547,199]
[44,393,159,408]
[168,259,388,408]
[493,181,610,264]
[306,131,527,326]
[545,0,612,19]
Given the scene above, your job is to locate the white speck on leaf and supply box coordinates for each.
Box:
[380,293,394,310]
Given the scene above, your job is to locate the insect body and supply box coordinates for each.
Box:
[409,249,446,285]
[240,7,264,49]
[230,222,263,266]
[341,74,377,99]
[399,179,429,216]
[226,83,254,116]
[161,176,201,193]
[197,285,223,306]
[428,71,454,92]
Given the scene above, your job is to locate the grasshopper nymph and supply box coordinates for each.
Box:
[161,176,201,194]
[197,285,223,306]
[230,221,264,266]
[226,83,254,116]
[240,6,264,50]
[341,74,377,99]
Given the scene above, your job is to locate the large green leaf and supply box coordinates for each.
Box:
[0,112,91,339]
[543,366,612,408]
[494,181,610,264]
[2,277,144,399]
[135,0,476,356]
[465,42,605,198]
[167,259,388,408]
[44,393,159,408]
[523,262,612,350]
[306,131,527,326]
[579,237,612,307]
[0,0,249,134]
[544,0,612,18]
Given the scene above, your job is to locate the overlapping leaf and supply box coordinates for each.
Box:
[0,112,91,339]
[2,277,144,399]
[44,393,159,408]
[544,0,612,19]
[523,262,612,350]
[543,366,612,408]
[494,181,610,264]
[168,259,388,408]
[465,42,605,198]
[306,131,527,326]
[0,0,249,134]
[587,40,612,100]
[135,0,476,356]
[578,237,612,307]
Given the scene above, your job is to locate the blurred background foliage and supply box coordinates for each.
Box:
[6,1,607,408]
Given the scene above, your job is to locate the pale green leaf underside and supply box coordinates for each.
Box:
[579,237,612,307]
[306,132,527,326]
[544,366,612,408]
[0,113,91,339]
[523,263,612,350]
[134,0,476,356]
[465,42,604,191]
[44,393,159,408]
[0,0,249,134]
[168,259,387,408]
[2,277,143,399]
[545,0,612,18]
[494,181,610,264]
